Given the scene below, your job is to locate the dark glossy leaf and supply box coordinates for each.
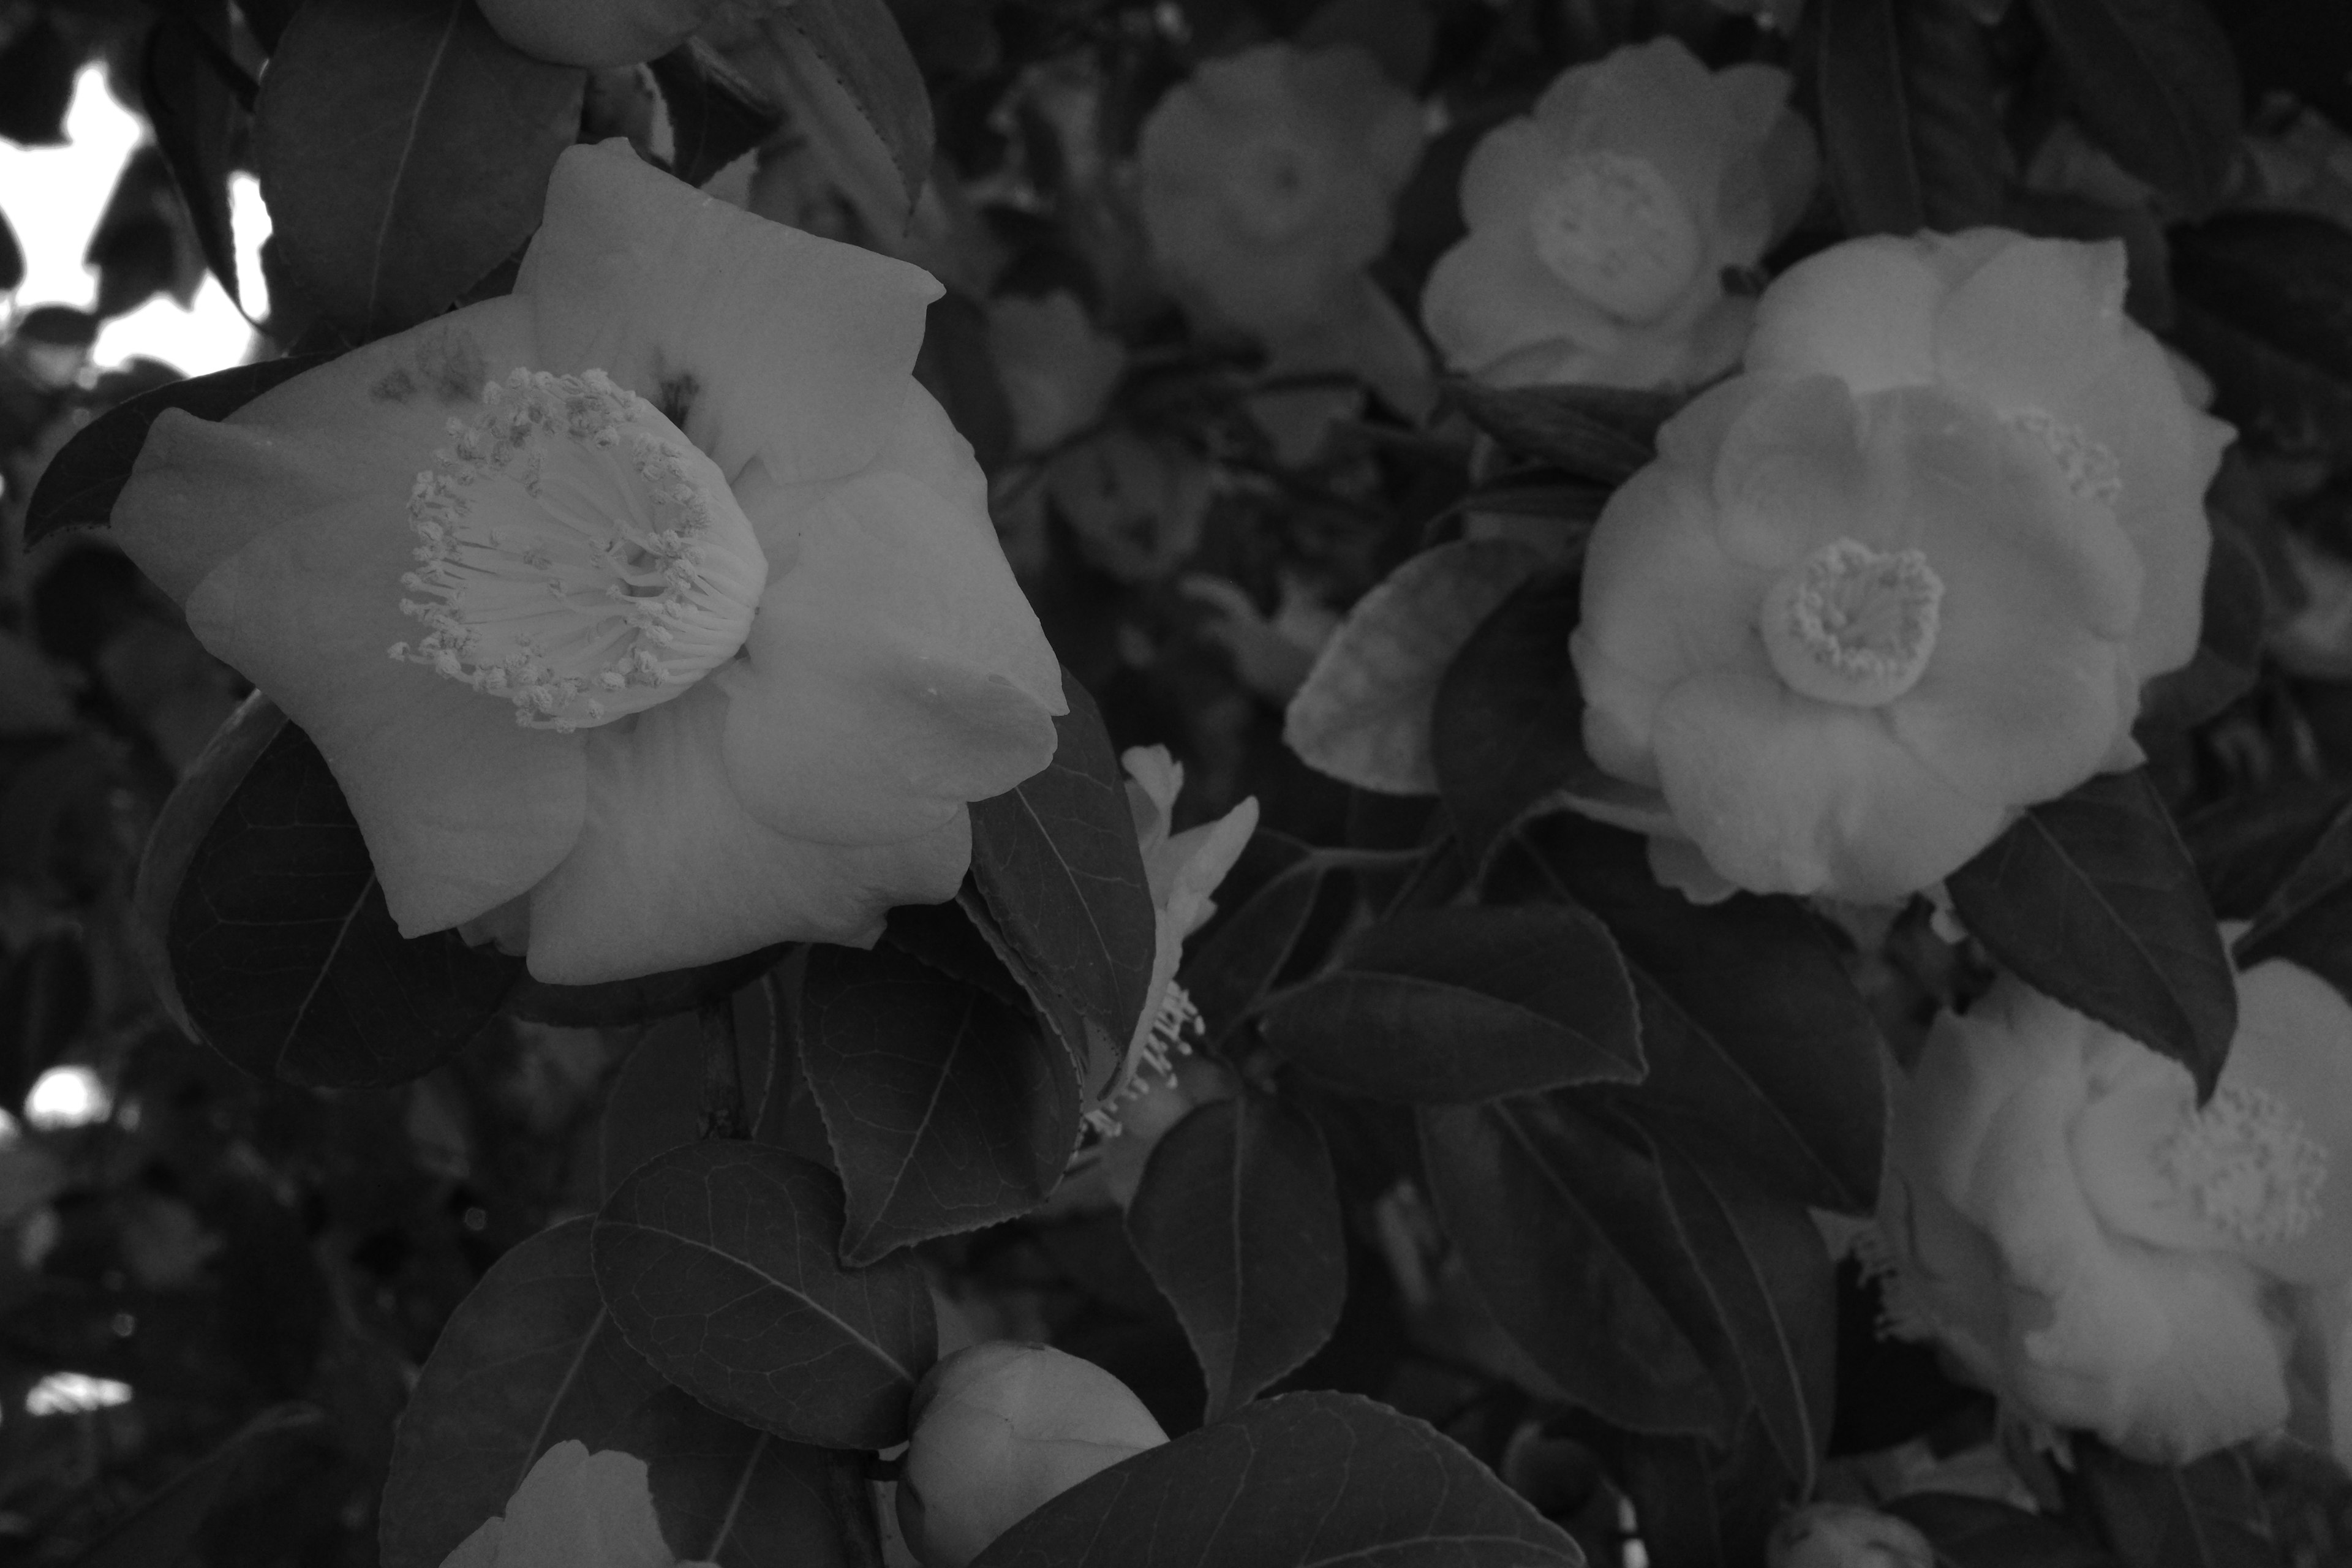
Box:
[2172,213,2352,462]
[2026,0,2240,216]
[1491,815,1887,1213]
[380,1219,864,1568]
[1125,1097,1346,1422]
[2233,794,2352,1001]
[380,1219,671,1568]
[1262,903,1642,1103]
[1947,769,2236,1099]
[646,38,784,188]
[799,940,1077,1264]
[76,1405,327,1568]
[598,1016,709,1200]
[1645,1128,1836,1493]
[1180,832,1336,1052]
[86,146,191,322]
[2137,511,2269,734]
[1886,1493,2120,1568]
[915,290,1015,475]
[592,1142,934,1449]
[24,355,327,547]
[784,0,936,217]
[144,10,246,306]
[503,944,785,1028]
[2075,1443,2280,1568]
[0,14,77,146]
[143,696,521,1087]
[2184,783,2349,922]
[970,1391,1584,1568]
[1616,1415,1792,1568]
[255,0,582,340]
[967,679,1158,1099]
[1814,0,2008,236]
[1420,1096,1727,1437]
[1444,380,1678,484]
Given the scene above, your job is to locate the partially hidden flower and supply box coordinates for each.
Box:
[987,291,1126,455]
[441,1441,713,1568]
[1872,954,2352,1463]
[1087,745,1257,1129]
[1137,42,1420,347]
[1572,230,2231,902]
[896,1341,1168,1568]
[1421,38,1815,391]
[113,142,1065,984]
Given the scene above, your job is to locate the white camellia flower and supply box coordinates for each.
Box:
[1876,951,2352,1462]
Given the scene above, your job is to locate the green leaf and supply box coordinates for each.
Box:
[75,1405,327,1568]
[1615,1415,1794,1568]
[139,695,522,1087]
[1885,1493,2121,1568]
[143,8,247,307]
[254,0,583,341]
[592,1142,935,1449]
[1814,0,2009,236]
[381,1219,867,1568]
[1443,380,1680,483]
[967,677,1159,1099]
[646,37,784,188]
[1262,903,1643,1103]
[1946,769,2237,1099]
[782,0,937,219]
[2075,1443,2281,1568]
[2136,510,2269,735]
[797,939,1077,1264]
[503,944,785,1028]
[24,354,328,548]
[2026,0,2241,216]
[1490,815,1887,1214]
[2233,793,2352,1003]
[1419,1095,1728,1438]
[1286,540,1545,796]
[969,1392,1584,1567]
[1177,829,1327,1054]
[2171,213,2352,462]
[1125,1097,1347,1422]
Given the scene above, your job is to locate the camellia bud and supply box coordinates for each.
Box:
[896,1342,1169,1568]
[1765,1504,1934,1568]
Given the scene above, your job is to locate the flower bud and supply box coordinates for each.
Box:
[896,1342,1168,1567]
[1766,1504,1934,1568]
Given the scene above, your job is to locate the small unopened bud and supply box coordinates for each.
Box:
[1766,1504,1934,1568]
[897,1342,1168,1568]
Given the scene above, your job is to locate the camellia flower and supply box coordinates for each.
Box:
[1572,230,2230,902]
[113,142,1065,983]
[1137,42,1420,347]
[1421,38,1815,390]
[441,1441,712,1567]
[1872,954,2352,1463]
[897,1341,1169,1568]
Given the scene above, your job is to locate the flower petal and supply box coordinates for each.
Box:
[1558,37,1730,207]
[1651,666,2008,900]
[524,683,970,983]
[497,1442,674,1568]
[720,470,1064,846]
[514,141,940,488]
[1931,235,2128,418]
[1460,116,1569,233]
[1421,226,1619,377]
[113,298,538,603]
[181,495,586,937]
[1746,236,1944,391]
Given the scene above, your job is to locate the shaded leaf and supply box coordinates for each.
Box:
[2137,510,2269,734]
[783,0,936,218]
[1490,815,1887,1213]
[2075,1443,2280,1568]
[143,9,246,306]
[2026,0,2240,216]
[967,679,1158,1098]
[1180,832,1347,1053]
[0,14,77,146]
[2171,213,2352,462]
[0,206,20,293]
[647,37,783,188]
[1814,0,2008,236]
[1616,1415,1792,1568]
[1885,1493,2121,1568]
[145,696,521,1087]
[592,1142,934,1449]
[76,1405,327,1568]
[798,940,1077,1264]
[970,1391,1583,1567]
[1125,1097,1347,1422]
[1947,769,2236,1099]
[1262,903,1642,1103]
[254,0,583,340]
[1420,1096,1728,1438]
[2233,793,2352,1003]
[1444,380,1678,483]
[1285,540,1544,796]
[24,355,328,548]
[503,944,784,1028]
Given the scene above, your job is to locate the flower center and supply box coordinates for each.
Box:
[1084,981,1204,1139]
[1760,538,1945,707]
[1527,153,1703,322]
[2155,1083,2327,1246]
[390,368,766,733]
[2004,407,2122,507]
[1227,135,1325,243]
